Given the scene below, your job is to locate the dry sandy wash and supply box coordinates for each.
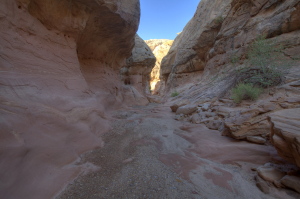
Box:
[57,103,299,199]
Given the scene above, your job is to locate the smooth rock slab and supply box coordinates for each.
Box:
[281,175,300,193]
[176,105,198,115]
[269,108,300,167]
[255,175,270,194]
[257,166,285,183]
[247,136,266,145]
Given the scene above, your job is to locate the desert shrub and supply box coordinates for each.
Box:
[237,35,288,88]
[231,54,240,65]
[232,83,263,103]
[171,91,179,97]
[237,67,283,88]
[214,16,224,24]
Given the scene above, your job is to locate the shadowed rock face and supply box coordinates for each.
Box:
[27,0,140,65]
[0,0,148,198]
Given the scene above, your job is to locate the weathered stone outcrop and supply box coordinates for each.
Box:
[0,0,148,198]
[145,39,173,94]
[122,34,156,105]
[172,66,300,148]
[269,109,300,167]
[27,0,140,65]
[281,175,300,193]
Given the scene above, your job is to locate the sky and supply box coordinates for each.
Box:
[137,0,200,40]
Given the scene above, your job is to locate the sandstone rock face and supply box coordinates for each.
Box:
[255,175,270,194]
[281,175,300,193]
[27,0,140,65]
[145,39,173,94]
[161,0,300,98]
[123,34,156,104]
[269,109,300,167]
[163,1,300,172]
[257,166,286,184]
[0,0,146,198]
[160,0,232,94]
[247,136,266,145]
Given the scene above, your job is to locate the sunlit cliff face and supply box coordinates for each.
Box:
[145,39,173,94]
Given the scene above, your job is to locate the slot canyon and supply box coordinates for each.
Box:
[1,0,300,198]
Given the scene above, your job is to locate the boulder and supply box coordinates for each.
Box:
[257,166,285,184]
[281,175,300,193]
[147,95,163,104]
[221,107,270,139]
[201,103,211,111]
[191,113,202,124]
[176,105,198,115]
[205,119,223,130]
[255,175,270,194]
[125,34,156,95]
[170,104,179,112]
[246,136,266,145]
[269,108,300,167]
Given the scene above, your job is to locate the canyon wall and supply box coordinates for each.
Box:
[124,34,156,99]
[0,0,154,198]
[163,0,300,169]
[161,0,300,100]
[145,39,173,94]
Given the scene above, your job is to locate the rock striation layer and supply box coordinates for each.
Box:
[161,0,300,98]
[0,0,154,198]
[160,0,232,95]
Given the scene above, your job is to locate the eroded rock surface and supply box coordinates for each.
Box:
[269,108,300,167]
[281,175,300,193]
[0,0,149,198]
[160,0,232,95]
[2,0,300,198]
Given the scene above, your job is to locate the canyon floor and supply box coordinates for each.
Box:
[57,103,299,199]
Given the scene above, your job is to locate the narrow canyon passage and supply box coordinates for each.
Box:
[57,103,295,199]
[1,0,300,199]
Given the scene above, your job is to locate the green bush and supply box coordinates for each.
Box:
[230,35,294,103]
[236,35,290,88]
[232,83,263,103]
[214,16,224,24]
[171,91,179,97]
[231,54,240,65]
